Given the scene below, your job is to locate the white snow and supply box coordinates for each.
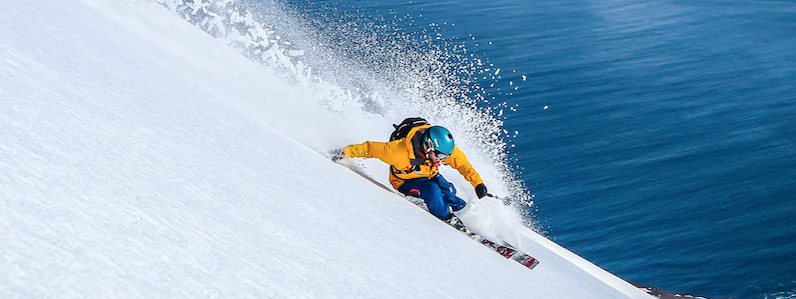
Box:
[0,0,653,298]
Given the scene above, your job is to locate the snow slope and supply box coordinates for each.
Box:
[0,0,653,298]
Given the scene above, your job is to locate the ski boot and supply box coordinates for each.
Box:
[444,214,469,233]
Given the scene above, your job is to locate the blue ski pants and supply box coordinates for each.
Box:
[398,174,467,219]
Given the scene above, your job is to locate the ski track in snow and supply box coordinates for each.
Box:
[0,0,652,298]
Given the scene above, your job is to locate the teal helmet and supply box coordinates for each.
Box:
[423,126,455,157]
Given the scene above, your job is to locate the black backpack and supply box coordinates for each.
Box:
[389,117,429,141]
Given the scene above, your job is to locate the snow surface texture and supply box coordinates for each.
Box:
[0,0,652,298]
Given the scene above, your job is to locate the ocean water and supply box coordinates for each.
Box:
[275,0,796,298]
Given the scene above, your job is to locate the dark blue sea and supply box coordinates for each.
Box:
[278,0,796,298]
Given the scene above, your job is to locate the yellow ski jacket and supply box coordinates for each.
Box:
[342,125,484,190]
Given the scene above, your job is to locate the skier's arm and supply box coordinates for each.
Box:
[445,148,490,198]
[342,140,405,165]
[443,147,484,188]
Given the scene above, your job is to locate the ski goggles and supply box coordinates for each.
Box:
[423,139,450,159]
[434,150,450,159]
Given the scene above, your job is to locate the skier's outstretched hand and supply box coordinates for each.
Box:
[329,148,345,162]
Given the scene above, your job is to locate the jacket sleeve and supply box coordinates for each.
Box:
[342,140,405,166]
[443,147,484,188]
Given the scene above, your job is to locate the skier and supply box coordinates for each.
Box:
[330,121,491,228]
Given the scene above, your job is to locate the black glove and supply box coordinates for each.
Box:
[329,148,345,162]
[475,183,491,199]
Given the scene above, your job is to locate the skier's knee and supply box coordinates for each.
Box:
[451,200,466,212]
[426,197,450,219]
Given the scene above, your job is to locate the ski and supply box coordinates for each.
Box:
[475,234,540,269]
[448,218,539,270]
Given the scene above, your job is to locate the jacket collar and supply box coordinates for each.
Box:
[405,124,431,164]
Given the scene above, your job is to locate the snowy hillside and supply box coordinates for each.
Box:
[1,0,652,298]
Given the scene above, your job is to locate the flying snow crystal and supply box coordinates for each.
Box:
[544,106,549,109]
[495,68,500,75]
[522,75,527,81]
